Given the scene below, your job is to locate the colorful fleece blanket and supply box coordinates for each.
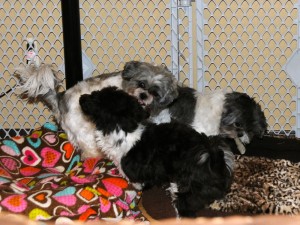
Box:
[0,123,146,223]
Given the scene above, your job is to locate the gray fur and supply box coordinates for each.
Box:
[15,64,62,121]
[122,61,178,116]
[157,87,267,154]
[14,61,178,158]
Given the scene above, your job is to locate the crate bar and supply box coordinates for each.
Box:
[171,0,180,79]
[179,0,193,87]
[195,0,205,92]
[296,0,300,138]
[61,0,83,89]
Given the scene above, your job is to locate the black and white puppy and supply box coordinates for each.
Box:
[79,86,234,218]
[152,86,268,154]
[15,61,178,158]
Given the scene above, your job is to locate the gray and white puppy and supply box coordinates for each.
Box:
[152,86,268,154]
[15,61,178,158]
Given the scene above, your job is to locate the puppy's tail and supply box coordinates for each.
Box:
[14,64,62,120]
[198,136,235,178]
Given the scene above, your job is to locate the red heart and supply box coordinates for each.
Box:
[61,142,75,162]
[0,167,12,178]
[83,158,99,173]
[20,166,41,176]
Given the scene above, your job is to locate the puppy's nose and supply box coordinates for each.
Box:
[139,92,148,100]
[237,132,244,137]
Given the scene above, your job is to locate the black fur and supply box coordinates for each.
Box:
[169,86,197,125]
[79,86,149,135]
[79,87,234,218]
[169,86,267,144]
[121,124,233,217]
[221,92,267,139]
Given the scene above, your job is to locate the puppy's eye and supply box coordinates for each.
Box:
[233,122,242,128]
[138,81,145,89]
[152,91,159,98]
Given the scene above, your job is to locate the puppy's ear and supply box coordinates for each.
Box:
[159,77,179,107]
[160,63,171,73]
[79,94,93,116]
[122,61,142,80]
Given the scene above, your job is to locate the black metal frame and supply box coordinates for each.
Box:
[61,0,83,89]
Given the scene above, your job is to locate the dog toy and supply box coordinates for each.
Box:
[25,38,40,66]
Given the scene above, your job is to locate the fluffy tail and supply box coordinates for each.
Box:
[209,136,235,176]
[175,136,235,217]
[14,64,63,120]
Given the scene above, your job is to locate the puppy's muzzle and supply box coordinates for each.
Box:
[137,91,153,107]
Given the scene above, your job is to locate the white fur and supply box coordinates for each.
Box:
[61,75,123,158]
[15,62,179,159]
[234,137,246,155]
[153,90,228,136]
[191,90,227,135]
[15,64,59,97]
[239,133,250,144]
[166,183,180,218]
[94,124,145,172]
[149,109,171,124]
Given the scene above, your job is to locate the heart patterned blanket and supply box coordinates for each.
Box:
[0,123,146,223]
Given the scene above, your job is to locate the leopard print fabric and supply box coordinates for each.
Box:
[210,156,300,215]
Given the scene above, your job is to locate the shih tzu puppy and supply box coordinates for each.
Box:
[152,86,268,154]
[14,61,178,158]
[79,86,234,218]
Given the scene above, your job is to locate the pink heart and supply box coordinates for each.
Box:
[21,147,41,166]
[102,179,123,197]
[1,140,21,156]
[53,195,77,206]
[41,147,61,168]
[42,133,58,145]
[54,206,74,216]
[1,194,27,212]
[78,205,90,214]
[100,197,112,213]
[116,199,129,210]
[53,187,76,206]
[0,156,21,174]
[1,145,18,156]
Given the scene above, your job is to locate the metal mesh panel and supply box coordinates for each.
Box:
[0,0,64,138]
[1,0,300,138]
[79,0,196,87]
[199,0,299,137]
[79,0,174,75]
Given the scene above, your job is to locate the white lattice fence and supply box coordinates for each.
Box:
[198,0,299,137]
[0,0,64,138]
[1,0,299,138]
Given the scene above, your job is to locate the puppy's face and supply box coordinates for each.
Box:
[219,92,267,143]
[122,61,178,116]
[79,86,149,134]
